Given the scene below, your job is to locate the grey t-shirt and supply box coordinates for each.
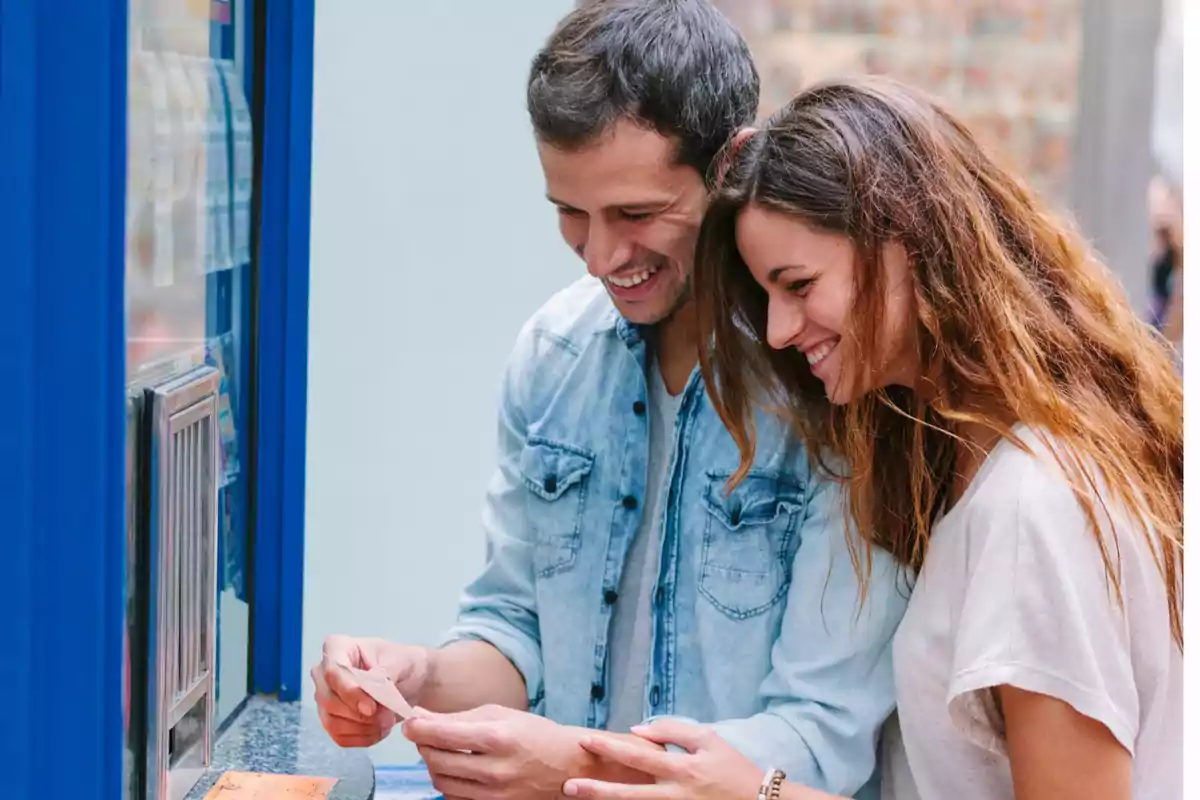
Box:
[605,358,682,732]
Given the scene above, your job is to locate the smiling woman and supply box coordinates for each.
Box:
[732,210,916,404]
[685,75,1182,800]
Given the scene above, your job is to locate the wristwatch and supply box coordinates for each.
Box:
[757,768,786,800]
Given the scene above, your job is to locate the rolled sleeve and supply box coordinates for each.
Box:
[710,478,909,797]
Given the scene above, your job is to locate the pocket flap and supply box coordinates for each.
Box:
[520,437,596,501]
[703,472,804,530]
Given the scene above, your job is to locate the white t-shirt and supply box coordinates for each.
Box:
[882,427,1182,800]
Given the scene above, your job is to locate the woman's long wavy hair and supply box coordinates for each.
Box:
[696,77,1183,646]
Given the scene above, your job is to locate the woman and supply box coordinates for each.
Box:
[562,77,1183,800]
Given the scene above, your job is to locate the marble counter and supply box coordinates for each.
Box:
[184,698,376,799]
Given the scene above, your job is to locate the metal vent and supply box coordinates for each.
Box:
[146,366,220,800]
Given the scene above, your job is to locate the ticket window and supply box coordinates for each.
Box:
[124,0,258,796]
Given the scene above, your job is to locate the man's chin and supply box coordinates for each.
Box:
[608,295,668,327]
[608,286,691,328]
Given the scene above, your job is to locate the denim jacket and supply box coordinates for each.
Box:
[444,278,908,797]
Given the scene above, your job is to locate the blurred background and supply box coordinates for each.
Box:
[106,0,1183,790]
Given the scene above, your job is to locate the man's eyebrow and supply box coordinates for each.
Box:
[545,195,675,213]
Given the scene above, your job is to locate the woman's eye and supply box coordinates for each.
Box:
[786,278,814,297]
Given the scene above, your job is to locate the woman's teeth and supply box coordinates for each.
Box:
[607,266,660,288]
[805,340,836,366]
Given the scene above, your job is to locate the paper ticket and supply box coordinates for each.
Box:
[344,665,417,720]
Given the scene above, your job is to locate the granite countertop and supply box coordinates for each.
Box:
[184,697,376,799]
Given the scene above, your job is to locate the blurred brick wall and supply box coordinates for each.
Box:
[715,0,1082,204]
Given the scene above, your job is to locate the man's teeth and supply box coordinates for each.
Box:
[608,266,660,288]
[805,341,836,366]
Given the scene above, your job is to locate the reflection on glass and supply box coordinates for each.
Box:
[124,3,254,794]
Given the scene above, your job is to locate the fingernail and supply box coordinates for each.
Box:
[630,724,648,733]
[358,701,373,716]
[563,782,579,797]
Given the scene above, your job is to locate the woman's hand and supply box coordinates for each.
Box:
[562,719,765,799]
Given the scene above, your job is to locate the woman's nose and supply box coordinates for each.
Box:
[765,303,805,351]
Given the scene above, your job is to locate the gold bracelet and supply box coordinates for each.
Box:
[757,768,786,800]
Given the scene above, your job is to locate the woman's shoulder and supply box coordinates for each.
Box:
[952,426,1157,568]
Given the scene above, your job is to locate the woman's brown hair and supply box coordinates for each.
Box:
[696,77,1183,645]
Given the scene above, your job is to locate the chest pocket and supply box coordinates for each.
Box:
[519,437,596,578]
[700,471,805,619]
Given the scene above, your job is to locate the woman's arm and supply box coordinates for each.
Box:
[999,685,1132,800]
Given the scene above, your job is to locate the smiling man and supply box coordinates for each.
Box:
[311,2,908,799]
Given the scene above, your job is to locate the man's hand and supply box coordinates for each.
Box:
[311,635,433,748]
[401,705,593,800]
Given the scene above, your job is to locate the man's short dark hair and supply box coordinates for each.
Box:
[527,0,760,178]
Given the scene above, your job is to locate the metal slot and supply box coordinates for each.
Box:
[145,365,220,800]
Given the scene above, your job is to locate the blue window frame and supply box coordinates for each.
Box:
[1,1,129,796]
[0,0,315,792]
[252,0,315,702]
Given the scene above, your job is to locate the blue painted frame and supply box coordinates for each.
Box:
[252,0,316,701]
[0,0,128,796]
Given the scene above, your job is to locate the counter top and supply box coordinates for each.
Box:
[184,698,376,799]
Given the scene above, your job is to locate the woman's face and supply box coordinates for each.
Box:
[735,203,916,404]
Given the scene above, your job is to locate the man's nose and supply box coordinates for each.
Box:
[582,223,635,278]
[765,302,805,351]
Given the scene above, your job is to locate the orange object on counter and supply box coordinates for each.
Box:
[202,771,338,799]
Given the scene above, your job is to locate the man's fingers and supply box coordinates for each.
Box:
[426,771,489,800]
[564,778,680,800]
[323,662,378,717]
[403,718,505,753]
[312,666,371,722]
[317,705,395,745]
[417,747,497,784]
[578,735,681,780]
[328,732,387,749]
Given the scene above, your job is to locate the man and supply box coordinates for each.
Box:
[311,2,907,798]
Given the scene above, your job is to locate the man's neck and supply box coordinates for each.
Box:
[652,301,698,396]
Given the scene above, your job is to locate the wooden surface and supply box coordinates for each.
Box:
[203,772,338,799]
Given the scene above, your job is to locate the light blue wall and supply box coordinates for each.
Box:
[304,0,578,765]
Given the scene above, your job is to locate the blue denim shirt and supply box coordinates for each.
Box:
[444,278,908,797]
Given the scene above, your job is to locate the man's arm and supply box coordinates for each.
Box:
[706,477,909,796]
[416,640,529,713]
[424,324,547,713]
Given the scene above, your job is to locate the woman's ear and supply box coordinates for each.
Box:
[730,127,757,153]
[715,127,758,187]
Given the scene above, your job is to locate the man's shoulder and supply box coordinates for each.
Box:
[516,275,618,358]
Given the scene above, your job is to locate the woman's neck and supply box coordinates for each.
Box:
[944,397,1015,507]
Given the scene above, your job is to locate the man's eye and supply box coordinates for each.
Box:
[556,207,584,218]
[619,210,655,222]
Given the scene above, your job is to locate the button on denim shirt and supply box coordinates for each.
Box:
[444,278,908,797]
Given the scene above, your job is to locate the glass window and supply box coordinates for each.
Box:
[125,0,255,745]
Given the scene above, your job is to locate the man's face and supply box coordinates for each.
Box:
[537,119,708,326]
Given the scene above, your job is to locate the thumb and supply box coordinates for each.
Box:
[629,720,716,753]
